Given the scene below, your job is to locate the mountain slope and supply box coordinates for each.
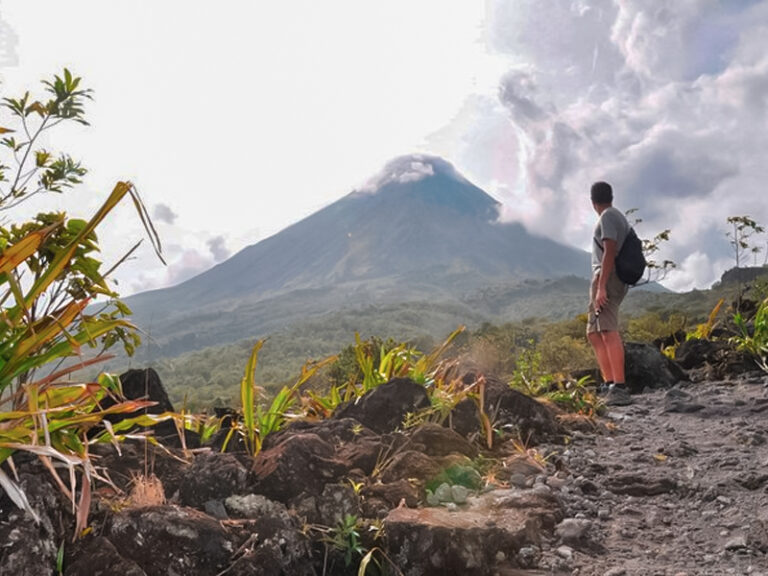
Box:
[125,155,590,355]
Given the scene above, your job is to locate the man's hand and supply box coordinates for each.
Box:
[595,283,608,313]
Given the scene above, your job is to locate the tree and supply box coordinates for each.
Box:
[726,215,764,268]
[0,70,163,536]
[625,208,676,284]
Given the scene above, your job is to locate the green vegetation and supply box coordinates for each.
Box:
[0,71,163,534]
[732,297,768,373]
[106,274,755,416]
[329,514,365,568]
[215,339,336,456]
[426,463,483,493]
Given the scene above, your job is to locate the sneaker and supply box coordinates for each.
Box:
[597,381,613,395]
[604,384,632,406]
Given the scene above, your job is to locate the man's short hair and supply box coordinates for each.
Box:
[590,181,613,204]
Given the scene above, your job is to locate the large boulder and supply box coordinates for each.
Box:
[223,494,315,576]
[293,483,362,527]
[334,436,389,476]
[250,433,347,503]
[379,450,442,484]
[100,368,200,449]
[384,489,562,576]
[105,505,233,575]
[674,338,756,381]
[262,417,377,451]
[625,341,685,393]
[451,374,565,444]
[408,423,478,459]
[178,451,248,509]
[332,378,430,434]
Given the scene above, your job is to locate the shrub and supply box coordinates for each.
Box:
[0,70,163,535]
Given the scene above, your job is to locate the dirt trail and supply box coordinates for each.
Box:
[533,374,768,576]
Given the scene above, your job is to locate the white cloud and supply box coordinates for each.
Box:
[207,235,229,263]
[0,7,18,68]
[165,249,211,286]
[357,155,439,193]
[664,251,731,293]
[433,0,768,289]
[3,1,767,296]
[153,203,177,225]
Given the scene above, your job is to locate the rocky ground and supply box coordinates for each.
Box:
[529,373,768,576]
[3,339,768,575]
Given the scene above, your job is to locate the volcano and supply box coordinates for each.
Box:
[124,155,590,356]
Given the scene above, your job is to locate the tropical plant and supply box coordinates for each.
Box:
[545,374,601,415]
[357,542,404,576]
[509,340,553,396]
[0,70,164,536]
[307,327,466,420]
[330,514,366,568]
[223,340,337,456]
[687,298,725,341]
[731,297,768,373]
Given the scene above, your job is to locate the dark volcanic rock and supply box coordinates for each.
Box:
[662,387,705,413]
[178,451,248,509]
[0,464,69,576]
[674,338,729,369]
[364,479,421,510]
[409,423,478,459]
[250,433,346,502]
[263,417,377,451]
[332,378,430,434]
[335,436,387,475]
[222,494,314,575]
[106,505,233,575]
[624,341,684,393]
[118,368,175,413]
[675,337,756,380]
[100,368,200,448]
[91,442,188,500]
[379,450,442,484]
[66,536,147,576]
[605,473,677,496]
[449,372,565,444]
[293,483,362,527]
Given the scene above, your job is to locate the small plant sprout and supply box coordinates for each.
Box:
[330,514,365,568]
[348,478,364,495]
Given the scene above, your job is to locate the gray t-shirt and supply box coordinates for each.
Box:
[592,206,630,274]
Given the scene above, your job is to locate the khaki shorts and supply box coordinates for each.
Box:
[586,271,628,334]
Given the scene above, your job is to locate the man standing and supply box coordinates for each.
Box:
[587,181,631,406]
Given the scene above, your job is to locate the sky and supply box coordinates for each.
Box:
[1,1,767,295]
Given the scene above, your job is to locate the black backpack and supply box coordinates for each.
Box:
[615,227,647,285]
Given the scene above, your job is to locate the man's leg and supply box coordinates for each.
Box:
[587,331,613,382]
[601,331,625,383]
[597,329,631,405]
